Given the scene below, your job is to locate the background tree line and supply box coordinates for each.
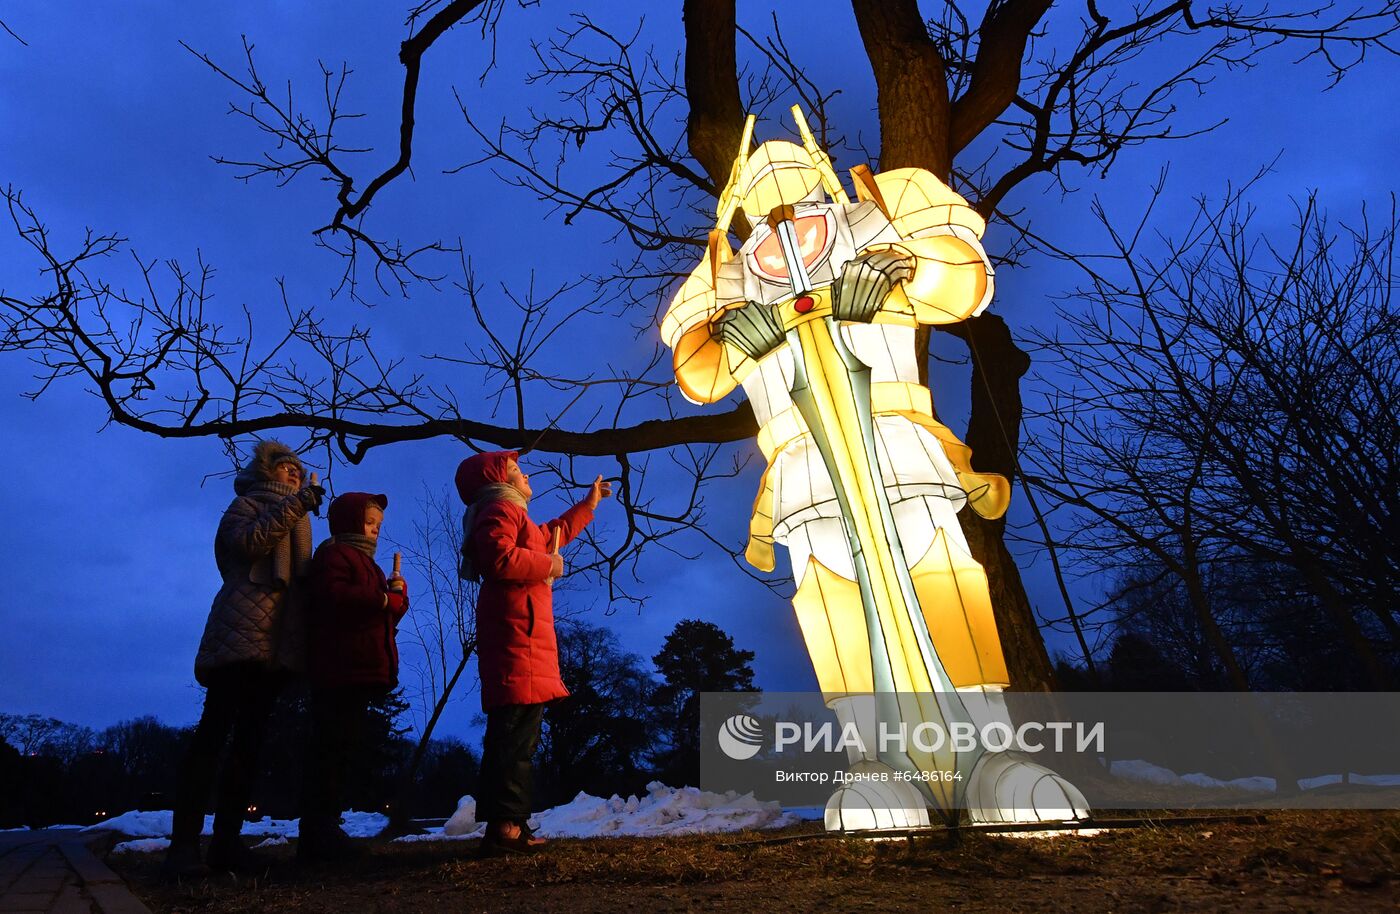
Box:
[0,618,755,829]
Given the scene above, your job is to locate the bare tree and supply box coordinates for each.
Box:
[4,2,1399,693]
[1023,183,1399,689]
[390,485,479,815]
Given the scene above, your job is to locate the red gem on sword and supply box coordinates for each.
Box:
[794,295,815,314]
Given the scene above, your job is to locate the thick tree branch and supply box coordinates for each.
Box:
[851,0,953,173]
[683,0,744,191]
[949,0,1052,155]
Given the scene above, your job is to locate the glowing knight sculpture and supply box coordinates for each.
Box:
[663,109,1089,830]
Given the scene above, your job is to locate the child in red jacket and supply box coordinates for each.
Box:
[300,491,408,862]
[456,450,611,856]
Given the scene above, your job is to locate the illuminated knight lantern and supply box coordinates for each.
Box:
[663,108,1088,830]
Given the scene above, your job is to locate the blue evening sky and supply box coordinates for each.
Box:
[1,2,1395,742]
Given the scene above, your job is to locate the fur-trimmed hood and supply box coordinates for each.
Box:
[234,440,306,495]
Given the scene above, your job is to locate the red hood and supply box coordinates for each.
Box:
[327,491,389,536]
[454,450,519,504]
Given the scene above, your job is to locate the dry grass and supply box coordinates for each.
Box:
[111,810,1400,914]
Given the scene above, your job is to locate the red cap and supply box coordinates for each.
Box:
[327,492,389,536]
[454,451,519,504]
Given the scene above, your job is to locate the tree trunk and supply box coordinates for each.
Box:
[953,313,1058,692]
[850,0,952,174]
[852,0,1059,693]
[683,0,743,191]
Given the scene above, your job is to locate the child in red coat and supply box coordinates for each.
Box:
[456,450,611,855]
[300,491,408,862]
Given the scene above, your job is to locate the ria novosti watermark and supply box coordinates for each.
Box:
[786,718,1100,756]
[701,691,1400,809]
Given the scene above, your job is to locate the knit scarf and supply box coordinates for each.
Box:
[330,533,379,559]
[244,479,313,586]
[458,483,529,582]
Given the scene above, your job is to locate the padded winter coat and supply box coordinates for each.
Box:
[471,499,593,710]
[194,484,312,685]
[308,543,408,689]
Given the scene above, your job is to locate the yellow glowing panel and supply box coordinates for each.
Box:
[661,252,717,349]
[745,475,777,572]
[792,556,872,698]
[881,236,990,324]
[910,530,1008,688]
[874,167,987,239]
[736,141,823,219]
[790,104,850,205]
[715,114,757,231]
[671,324,740,404]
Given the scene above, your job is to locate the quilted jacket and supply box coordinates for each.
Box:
[193,484,313,685]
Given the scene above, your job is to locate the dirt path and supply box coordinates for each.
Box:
[110,810,1399,913]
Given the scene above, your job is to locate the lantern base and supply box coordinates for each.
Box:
[822,759,932,832]
[965,751,1090,825]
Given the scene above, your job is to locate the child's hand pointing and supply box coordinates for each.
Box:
[585,475,614,509]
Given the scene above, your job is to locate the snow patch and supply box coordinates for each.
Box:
[1108,761,1276,795]
[83,809,386,839]
[1113,760,1400,794]
[442,795,479,836]
[1111,760,1274,793]
[1298,774,1344,790]
[84,810,174,837]
[111,838,170,854]
[339,811,390,838]
[424,782,796,842]
[1108,760,1181,786]
[1180,772,1275,793]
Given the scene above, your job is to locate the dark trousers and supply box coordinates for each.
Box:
[170,663,283,849]
[301,685,382,834]
[478,703,545,824]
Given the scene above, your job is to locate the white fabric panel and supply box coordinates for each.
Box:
[838,322,921,384]
[770,417,968,536]
[739,347,795,427]
[771,422,972,582]
[784,515,854,585]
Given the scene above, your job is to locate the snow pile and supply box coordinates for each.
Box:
[85,811,175,837]
[1109,760,1273,793]
[442,795,480,837]
[529,782,794,838]
[85,809,388,843]
[1298,773,1400,790]
[1107,760,1180,786]
[1355,774,1400,787]
[229,817,300,838]
[408,782,796,844]
[340,811,390,838]
[1299,773,1345,790]
[112,838,171,854]
[1181,772,1275,793]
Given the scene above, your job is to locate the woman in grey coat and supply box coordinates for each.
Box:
[162,441,324,879]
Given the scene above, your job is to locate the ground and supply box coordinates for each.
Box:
[109,810,1400,914]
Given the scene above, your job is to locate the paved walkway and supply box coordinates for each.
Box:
[0,830,151,914]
